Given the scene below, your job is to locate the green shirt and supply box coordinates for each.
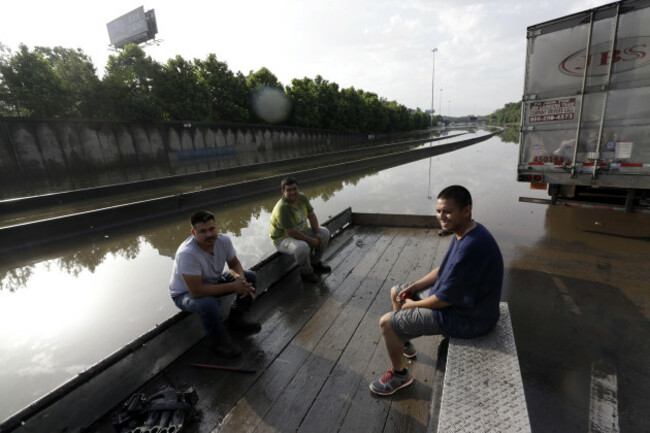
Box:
[269,193,314,243]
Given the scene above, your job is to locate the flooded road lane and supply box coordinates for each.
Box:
[1,130,649,432]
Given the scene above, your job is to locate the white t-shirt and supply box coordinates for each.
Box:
[169,234,237,297]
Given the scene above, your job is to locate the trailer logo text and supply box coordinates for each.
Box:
[528,98,576,123]
[559,37,650,76]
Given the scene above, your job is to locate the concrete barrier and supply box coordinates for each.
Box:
[0,118,365,193]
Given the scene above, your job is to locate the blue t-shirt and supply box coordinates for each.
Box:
[429,222,503,338]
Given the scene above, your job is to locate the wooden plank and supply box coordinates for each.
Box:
[383,229,448,432]
[251,229,412,432]
[411,229,447,278]
[213,227,391,433]
[335,280,396,433]
[296,229,436,433]
[352,213,440,229]
[383,335,443,433]
[295,295,387,433]
[335,229,447,433]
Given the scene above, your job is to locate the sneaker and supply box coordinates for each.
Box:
[211,332,242,357]
[228,309,262,333]
[301,272,319,283]
[403,341,417,358]
[312,262,331,274]
[369,368,413,396]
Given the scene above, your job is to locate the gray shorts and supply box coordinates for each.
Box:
[389,283,443,341]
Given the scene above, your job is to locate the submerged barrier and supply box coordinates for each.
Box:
[0,131,500,254]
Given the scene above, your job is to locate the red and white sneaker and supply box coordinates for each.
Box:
[369,368,413,395]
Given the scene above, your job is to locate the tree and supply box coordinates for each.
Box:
[0,44,67,117]
[195,54,250,122]
[246,67,282,91]
[362,92,388,133]
[488,101,521,125]
[156,55,210,121]
[313,75,342,130]
[0,43,14,115]
[35,46,102,117]
[286,77,319,128]
[339,87,368,133]
[102,44,163,121]
[384,99,410,132]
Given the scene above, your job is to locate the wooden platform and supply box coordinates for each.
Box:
[88,219,452,433]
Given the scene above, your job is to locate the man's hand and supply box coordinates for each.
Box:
[401,298,418,309]
[311,232,323,248]
[395,289,413,307]
[233,276,256,300]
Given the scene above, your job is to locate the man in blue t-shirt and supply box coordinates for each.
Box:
[169,210,261,357]
[370,185,504,396]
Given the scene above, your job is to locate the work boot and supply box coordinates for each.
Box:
[211,332,242,357]
[312,261,331,274]
[228,308,262,333]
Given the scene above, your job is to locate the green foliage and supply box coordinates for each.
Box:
[35,46,102,117]
[0,42,433,133]
[0,44,68,117]
[102,44,163,121]
[157,55,210,121]
[499,126,520,144]
[195,54,250,122]
[0,43,13,115]
[246,67,282,90]
[488,101,521,125]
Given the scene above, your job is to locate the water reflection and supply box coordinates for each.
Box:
[0,171,376,293]
[500,126,520,144]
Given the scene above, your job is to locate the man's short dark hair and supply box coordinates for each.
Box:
[191,210,215,227]
[281,176,298,190]
[438,185,472,209]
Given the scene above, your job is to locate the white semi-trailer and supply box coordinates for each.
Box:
[518,0,650,211]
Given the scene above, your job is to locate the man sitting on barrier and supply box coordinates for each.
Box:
[269,176,331,283]
[169,210,261,358]
[370,185,504,395]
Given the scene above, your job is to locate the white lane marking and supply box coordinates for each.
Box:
[589,361,620,433]
[552,276,582,315]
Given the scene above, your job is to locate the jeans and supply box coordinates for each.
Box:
[172,270,257,340]
[274,227,330,275]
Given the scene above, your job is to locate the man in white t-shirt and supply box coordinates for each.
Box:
[169,210,261,357]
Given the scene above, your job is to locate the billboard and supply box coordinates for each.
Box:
[107,6,158,49]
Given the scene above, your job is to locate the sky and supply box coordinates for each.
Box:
[0,0,613,116]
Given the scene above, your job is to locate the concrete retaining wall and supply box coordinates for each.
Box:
[0,118,365,189]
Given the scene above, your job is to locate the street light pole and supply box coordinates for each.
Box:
[439,88,443,121]
[431,48,437,128]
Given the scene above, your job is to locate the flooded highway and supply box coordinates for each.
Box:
[1,130,649,432]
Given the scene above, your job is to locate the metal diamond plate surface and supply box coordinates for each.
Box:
[436,302,531,433]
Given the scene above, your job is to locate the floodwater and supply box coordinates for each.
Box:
[1,130,649,432]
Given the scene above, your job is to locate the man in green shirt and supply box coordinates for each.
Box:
[270,177,331,282]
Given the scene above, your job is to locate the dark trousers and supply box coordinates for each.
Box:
[172,270,257,340]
